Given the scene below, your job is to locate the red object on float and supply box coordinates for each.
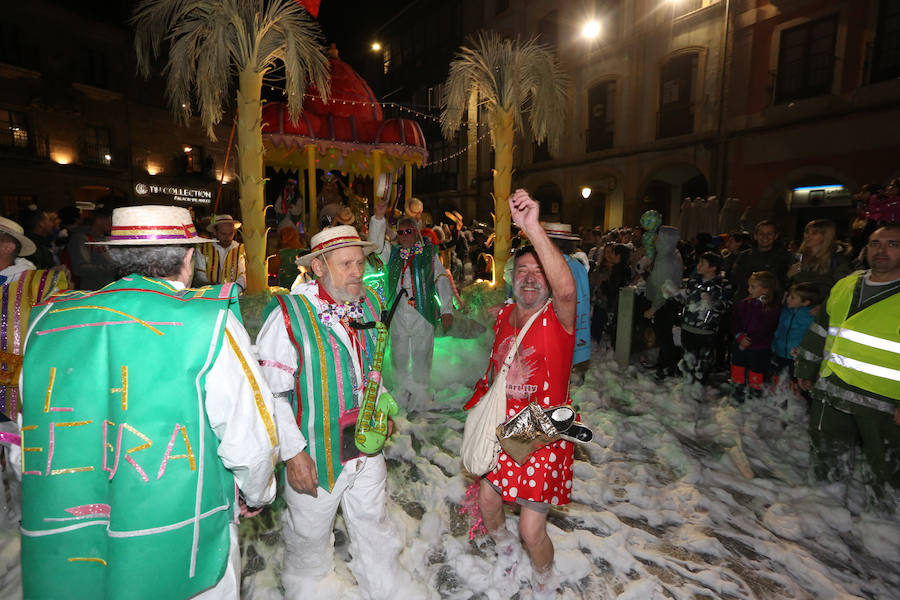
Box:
[295,0,321,19]
[262,44,427,169]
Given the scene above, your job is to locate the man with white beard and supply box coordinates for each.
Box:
[256,225,428,600]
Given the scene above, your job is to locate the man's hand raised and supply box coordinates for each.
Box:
[509,189,540,231]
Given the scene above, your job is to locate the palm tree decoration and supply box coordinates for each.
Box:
[133,0,330,295]
[441,31,568,281]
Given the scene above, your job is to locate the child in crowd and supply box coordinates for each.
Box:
[677,252,733,383]
[730,271,781,400]
[770,282,821,382]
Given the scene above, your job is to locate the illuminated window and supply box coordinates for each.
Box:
[85,126,112,166]
[0,109,29,149]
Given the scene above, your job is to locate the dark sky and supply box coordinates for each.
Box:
[52,0,411,77]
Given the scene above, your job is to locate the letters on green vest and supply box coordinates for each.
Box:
[387,242,439,327]
[21,276,239,600]
[821,272,900,401]
[265,285,382,492]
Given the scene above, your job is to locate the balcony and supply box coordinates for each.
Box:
[585,128,614,153]
[657,105,694,139]
[0,130,49,159]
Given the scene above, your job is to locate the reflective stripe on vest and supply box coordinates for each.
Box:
[820,272,900,400]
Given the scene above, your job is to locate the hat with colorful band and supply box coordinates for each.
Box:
[297,225,379,267]
[87,205,208,245]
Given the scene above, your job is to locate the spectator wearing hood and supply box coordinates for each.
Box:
[643,226,684,379]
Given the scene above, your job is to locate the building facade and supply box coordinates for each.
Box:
[369,0,900,240]
[0,0,238,221]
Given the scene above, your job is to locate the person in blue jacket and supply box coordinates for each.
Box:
[771,282,821,380]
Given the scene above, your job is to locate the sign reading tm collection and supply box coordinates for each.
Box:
[135,182,213,205]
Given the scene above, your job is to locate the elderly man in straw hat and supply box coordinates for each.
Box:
[368,199,455,407]
[16,205,282,599]
[194,214,246,290]
[0,215,68,420]
[256,225,428,599]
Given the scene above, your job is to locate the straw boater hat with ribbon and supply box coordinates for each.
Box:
[87,205,208,245]
[335,205,355,226]
[541,222,581,241]
[444,210,463,227]
[405,197,424,220]
[0,216,37,256]
[297,225,378,267]
[206,214,241,232]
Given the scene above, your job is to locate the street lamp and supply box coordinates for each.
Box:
[371,42,382,52]
[581,187,592,199]
[582,20,601,40]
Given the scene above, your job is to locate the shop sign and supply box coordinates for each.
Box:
[134,182,213,205]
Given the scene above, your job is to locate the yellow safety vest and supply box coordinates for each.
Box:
[821,271,900,400]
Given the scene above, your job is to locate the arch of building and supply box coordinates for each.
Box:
[635,161,709,228]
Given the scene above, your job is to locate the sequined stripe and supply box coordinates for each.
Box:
[190,308,225,578]
[1,283,9,352]
[285,295,320,480]
[328,335,347,413]
[226,246,240,281]
[34,270,50,308]
[277,296,304,426]
[225,329,277,447]
[12,272,27,355]
[296,294,335,490]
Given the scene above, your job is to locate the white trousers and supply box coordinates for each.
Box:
[390,301,435,407]
[281,454,406,600]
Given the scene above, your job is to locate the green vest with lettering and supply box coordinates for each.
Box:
[20,276,241,600]
[265,285,381,492]
[821,271,900,401]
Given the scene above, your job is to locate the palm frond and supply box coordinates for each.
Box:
[132,0,329,139]
[441,30,568,151]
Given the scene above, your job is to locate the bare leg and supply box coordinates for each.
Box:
[477,478,506,533]
[518,505,553,573]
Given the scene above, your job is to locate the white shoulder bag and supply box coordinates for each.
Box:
[461,302,548,476]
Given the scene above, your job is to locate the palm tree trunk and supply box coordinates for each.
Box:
[492,107,514,284]
[236,68,267,295]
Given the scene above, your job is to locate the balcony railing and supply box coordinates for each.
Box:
[656,105,694,139]
[585,128,614,153]
[0,130,49,158]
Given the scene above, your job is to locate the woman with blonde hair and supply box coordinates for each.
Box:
[787,219,853,299]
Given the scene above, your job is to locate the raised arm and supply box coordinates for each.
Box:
[509,189,576,331]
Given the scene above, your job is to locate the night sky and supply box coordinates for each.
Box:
[51,0,411,76]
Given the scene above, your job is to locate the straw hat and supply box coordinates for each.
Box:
[0,216,37,256]
[335,205,355,225]
[87,205,208,245]
[405,197,423,219]
[444,210,463,226]
[541,222,581,241]
[206,214,242,232]
[297,225,378,267]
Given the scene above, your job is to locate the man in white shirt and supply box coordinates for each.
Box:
[368,201,454,407]
[16,206,279,599]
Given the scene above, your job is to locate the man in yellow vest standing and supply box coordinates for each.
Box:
[194,214,246,290]
[797,223,900,510]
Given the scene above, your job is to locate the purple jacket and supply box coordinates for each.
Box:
[732,297,781,350]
